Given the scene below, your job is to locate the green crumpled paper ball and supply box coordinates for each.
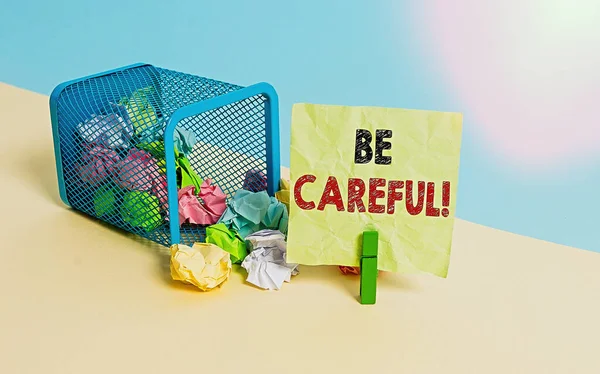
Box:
[135,141,203,192]
[118,87,158,137]
[205,223,248,264]
[120,191,163,232]
[137,141,167,172]
[93,185,117,217]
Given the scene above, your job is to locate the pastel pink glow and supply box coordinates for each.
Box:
[413,1,600,167]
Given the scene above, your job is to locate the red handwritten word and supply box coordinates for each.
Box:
[294,175,451,217]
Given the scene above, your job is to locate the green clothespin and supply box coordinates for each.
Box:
[360,231,378,305]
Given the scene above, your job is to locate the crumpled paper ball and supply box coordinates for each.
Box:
[170,243,232,291]
[137,124,197,170]
[93,185,117,217]
[117,87,158,137]
[339,266,361,275]
[174,126,197,156]
[205,223,247,264]
[275,178,290,212]
[152,173,168,211]
[77,113,133,149]
[120,191,163,232]
[218,189,270,238]
[218,190,289,238]
[122,144,167,211]
[242,169,267,192]
[136,141,167,172]
[76,144,121,185]
[263,197,288,235]
[114,148,161,191]
[177,179,227,225]
[131,139,203,192]
[338,266,382,276]
[199,178,227,216]
[176,150,203,191]
[241,230,298,290]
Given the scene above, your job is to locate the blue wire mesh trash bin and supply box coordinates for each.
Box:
[50,63,280,247]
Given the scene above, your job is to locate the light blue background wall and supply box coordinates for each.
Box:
[1,1,598,252]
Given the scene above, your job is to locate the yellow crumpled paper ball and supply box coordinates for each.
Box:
[170,243,232,291]
[275,178,290,211]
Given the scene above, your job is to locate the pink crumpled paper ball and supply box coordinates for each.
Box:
[114,148,161,191]
[177,179,227,226]
[77,144,121,185]
[338,266,382,276]
[152,173,168,211]
[339,266,361,275]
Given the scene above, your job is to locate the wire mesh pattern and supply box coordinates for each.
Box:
[53,64,270,247]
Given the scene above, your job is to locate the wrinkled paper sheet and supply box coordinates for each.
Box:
[286,103,462,277]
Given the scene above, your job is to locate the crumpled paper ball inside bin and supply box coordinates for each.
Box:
[170,243,232,291]
[77,144,121,185]
[114,148,161,191]
[120,191,163,232]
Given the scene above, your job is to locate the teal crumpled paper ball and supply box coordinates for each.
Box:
[174,126,197,156]
[218,189,288,239]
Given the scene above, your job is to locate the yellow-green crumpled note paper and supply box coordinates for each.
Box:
[286,103,463,277]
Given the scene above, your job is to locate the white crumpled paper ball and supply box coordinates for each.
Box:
[241,230,299,290]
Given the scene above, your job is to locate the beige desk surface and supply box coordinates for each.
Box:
[1,83,599,374]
